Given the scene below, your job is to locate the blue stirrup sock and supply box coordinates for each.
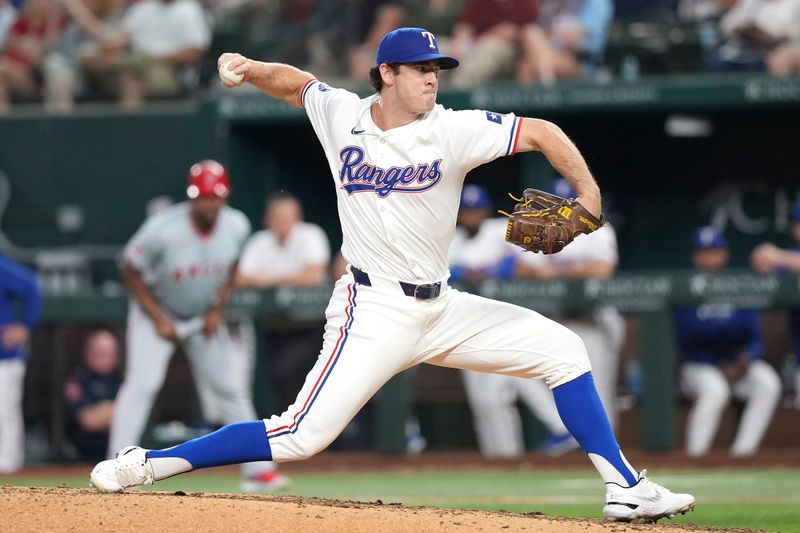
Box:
[145,421,272,480]
[553,372,638,486]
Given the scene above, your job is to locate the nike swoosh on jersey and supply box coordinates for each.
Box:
[351,127,365,135]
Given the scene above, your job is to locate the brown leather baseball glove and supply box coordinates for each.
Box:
[504,188,604,254]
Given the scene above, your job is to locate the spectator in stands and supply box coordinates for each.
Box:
[219,0,316,72]
[0,0,65,113]
[348,0,405,82]
[403,0,465,38]
[64,330,123,461]
[452,0,539,88]
[0,0,18,50]
[767,40,800,76]
[116,0,210,109]
[516,0,613,84]
[450,0,541,88]
[449,184,578,458]
[516,178,625,431]
[0,253,42,473]
[706,0,800,72]
[675,226,781,457]
[234,192,331,411]
[764,1,800,76]
[750,202,800,408]
[42,0,125,112]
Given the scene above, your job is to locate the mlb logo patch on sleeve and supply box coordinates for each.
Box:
[485,111,502,124]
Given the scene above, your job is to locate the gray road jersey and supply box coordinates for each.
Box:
[122,202,251,318]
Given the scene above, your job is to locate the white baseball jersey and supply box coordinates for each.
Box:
[238,223,331,279]
[122,201,251,318]
[448,217,518,272]
[262,81,592,467]
[301,79,522,283]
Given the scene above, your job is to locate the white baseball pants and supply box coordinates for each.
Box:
[196,317,257,425]
[681,359,781,456]
[263,270,591,462]
[0,358,25,473]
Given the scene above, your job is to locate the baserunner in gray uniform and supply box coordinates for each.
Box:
[108,160,288,492]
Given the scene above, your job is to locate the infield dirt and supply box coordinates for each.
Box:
[0,486,751,533]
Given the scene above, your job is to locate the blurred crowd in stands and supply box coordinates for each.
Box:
[0,0,799,113]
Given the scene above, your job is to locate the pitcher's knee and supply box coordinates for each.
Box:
[269,431,333,462]
[541,326,592,387]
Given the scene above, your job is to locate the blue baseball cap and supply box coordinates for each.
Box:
[792,202,800,223]
[460,184,491,210]
[376,27,459,69]
[549,177,576,199]
[692,226,727,250]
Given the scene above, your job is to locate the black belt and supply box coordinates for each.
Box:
[351,266,442,300]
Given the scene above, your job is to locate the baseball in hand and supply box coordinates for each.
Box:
[219,61,244,85]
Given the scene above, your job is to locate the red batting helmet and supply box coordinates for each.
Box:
[187,160,231,199]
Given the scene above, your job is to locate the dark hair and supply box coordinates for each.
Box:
[369,63,401,92]
[266,191,299,207]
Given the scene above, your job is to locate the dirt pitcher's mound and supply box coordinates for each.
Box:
[0,486,742,533]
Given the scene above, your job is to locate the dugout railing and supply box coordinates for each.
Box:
[38,269,800,455]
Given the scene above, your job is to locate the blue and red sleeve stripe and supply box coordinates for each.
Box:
[506,116,522,156]
[300,79,318,108]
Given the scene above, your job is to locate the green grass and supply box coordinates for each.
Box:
[3,468,799,532]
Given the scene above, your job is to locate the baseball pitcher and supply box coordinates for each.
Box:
[91,28,694,522]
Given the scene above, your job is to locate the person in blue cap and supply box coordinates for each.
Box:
[449,184,516,284]
[751,202,800,408]
[91,27,695,523]
[675,227,781,457]
[0,252,42,473]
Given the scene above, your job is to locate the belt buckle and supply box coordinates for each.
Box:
[413,283,440,300]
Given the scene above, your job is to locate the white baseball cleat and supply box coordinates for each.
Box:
[90,446,155,493]
[603,470,695,522]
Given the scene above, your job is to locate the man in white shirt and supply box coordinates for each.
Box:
[118,0,211,108]
[232,192,331,410]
